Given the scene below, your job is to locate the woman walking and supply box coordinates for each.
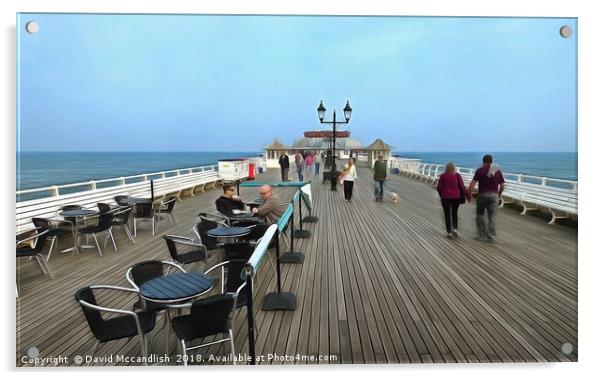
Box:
[340,158,358,202]
[305,152,314,177]
[436,162,472,239]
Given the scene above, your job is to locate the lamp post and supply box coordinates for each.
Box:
[317,100,352,191]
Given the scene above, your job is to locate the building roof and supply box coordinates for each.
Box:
[264,138,289,150]
[365,138,392,151]
[292,137,362,150]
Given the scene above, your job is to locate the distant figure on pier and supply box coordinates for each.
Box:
[436,161,472,239]
[278,153,290,182]
[295,151,304,182]
[314,151,321,175]
[469,154,505,242]
[252,185,285,224]
[305,152,314,176]
[340,158,358,202]
[215,183,246,217]
[373,154,388,202]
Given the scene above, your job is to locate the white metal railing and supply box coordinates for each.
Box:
[16,164,220,201]
[389,157,578,192]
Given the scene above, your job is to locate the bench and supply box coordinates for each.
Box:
[143,171,223,201]
[509,184,577,224]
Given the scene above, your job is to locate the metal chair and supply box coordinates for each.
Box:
[195,213,229,251]
[170,293,238,365]
[16,228,53,280]
[132,202,156,237]
[155,196,177,233]
[78,209,118,256]
[98,203,135,243]
[163,235,207,270]
[74,285,157,365]
[31,217,73,262]
[125,260,187,354]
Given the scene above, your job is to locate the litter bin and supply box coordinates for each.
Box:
[248,163,256,179]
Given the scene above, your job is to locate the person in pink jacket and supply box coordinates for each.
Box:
[436,162,472,239]
[305,152,314,175]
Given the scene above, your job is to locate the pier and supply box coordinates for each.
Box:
[16,164,577,365]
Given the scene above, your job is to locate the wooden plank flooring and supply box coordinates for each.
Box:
[16,164,578,365]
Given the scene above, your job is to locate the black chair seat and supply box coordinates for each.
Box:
[170,294,234,341]
[95,311,156,343]
[176,250,207,265]
[16,247,38,258]
[79,225,109,234]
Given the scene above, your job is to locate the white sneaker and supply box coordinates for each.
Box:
[452,229,458,237]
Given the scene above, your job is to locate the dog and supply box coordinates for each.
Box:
[389,192,400,204]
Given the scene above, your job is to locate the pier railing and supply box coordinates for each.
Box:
[389,157,578,191]
[16,164,220,202]
[389,157,578,224]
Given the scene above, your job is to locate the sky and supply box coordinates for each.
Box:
[17,14,577,152]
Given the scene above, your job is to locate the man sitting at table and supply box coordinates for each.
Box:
[215,183,246,217]
[252,185,285,224]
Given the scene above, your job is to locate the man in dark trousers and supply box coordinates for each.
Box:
[278,152,290,182]
[469,154,505,242]
[373,154,388,202]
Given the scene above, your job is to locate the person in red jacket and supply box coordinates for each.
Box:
[436,161,472,239]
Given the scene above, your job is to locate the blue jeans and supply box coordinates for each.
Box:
[297,170,304,182]
[315,163,320,174]
[374,180,384,200]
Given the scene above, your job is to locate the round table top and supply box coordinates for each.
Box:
[139,272,214,303]
[207,226,250,238]
[59,209,97,217]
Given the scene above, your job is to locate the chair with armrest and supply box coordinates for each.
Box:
[74,285,157,364]
[31,217,74,262]
[78,209,117,256]
[163,235,207,271]
[98,203,135,243]
[155,196,177,233]
[170,293,238,365]
[16,228,53,280]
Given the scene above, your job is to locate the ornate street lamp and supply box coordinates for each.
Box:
[316,100,352,191]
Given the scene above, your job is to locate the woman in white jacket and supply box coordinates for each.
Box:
[340,158,358,201]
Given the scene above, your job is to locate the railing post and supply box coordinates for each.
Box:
[517,174,523,183]
[90,181,96,190]
[52,186,59,197]
[542,177,548,186]
[120,177,125,186]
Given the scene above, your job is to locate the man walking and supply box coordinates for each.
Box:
[314,151,321,175]
[373,154,387,202]
[468,154,505,242]
[278,152,290,182]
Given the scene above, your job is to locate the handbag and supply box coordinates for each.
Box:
[457,174,466,204]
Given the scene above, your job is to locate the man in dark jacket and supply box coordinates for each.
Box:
[278,153,290,182]
[373,154,388,202]
[215,183,246,217]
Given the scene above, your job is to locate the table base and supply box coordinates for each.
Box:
[293,229,311,238]
[302,216,319,223]
[261,292,297,311]
[280,251,305,264]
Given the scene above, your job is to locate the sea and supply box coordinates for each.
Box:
[17,151,577,193]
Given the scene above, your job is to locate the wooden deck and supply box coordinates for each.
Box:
[16,164,578,365]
